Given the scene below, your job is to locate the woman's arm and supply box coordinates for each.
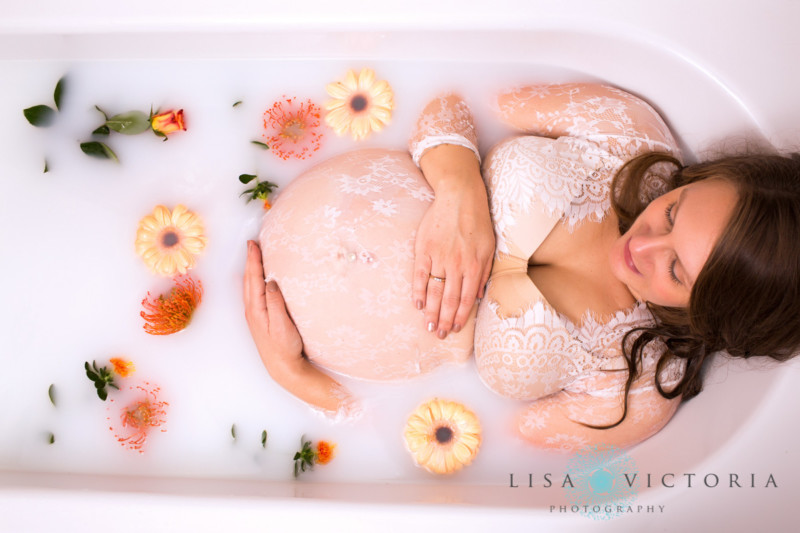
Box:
[243,240,358,418]
[409,94,495,339]
[516,374,681,452]
[495,83,676,146]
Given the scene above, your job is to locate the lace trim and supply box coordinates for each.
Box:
[410,134,481,167]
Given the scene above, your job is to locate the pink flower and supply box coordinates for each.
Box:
[263,97,323,160]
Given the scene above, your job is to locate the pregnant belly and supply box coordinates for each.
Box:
[260,148,476,381]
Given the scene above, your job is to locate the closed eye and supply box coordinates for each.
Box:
[665,202,682,285]
[668,259,681,285]
[664,202,676,228]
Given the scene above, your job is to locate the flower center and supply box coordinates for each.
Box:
[124,401,155,429]
[350,95,368,112]
[162,230,179,248]
[281,118,306,141]
[435,426,454,444]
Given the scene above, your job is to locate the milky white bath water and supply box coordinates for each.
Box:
[0,57,601,485]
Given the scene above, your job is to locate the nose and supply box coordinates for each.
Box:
[629,233,669,270]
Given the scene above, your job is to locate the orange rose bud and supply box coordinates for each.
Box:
[151,109,186,137]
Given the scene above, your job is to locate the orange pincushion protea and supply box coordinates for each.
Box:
[263,96,323,160]
[107,383,168,453]
[404,398,481,475]
[141,275,203,335]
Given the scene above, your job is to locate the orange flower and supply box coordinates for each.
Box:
[109,358,136,378]
[141,275,203,335]
[404,398,482,475]
[151,109,186,137]
[316,441,336,465]
[263,97,323,160]
[135,204,207,277]
[107,383,168,453]
[324,68,393,140]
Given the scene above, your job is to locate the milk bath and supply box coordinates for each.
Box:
[0,42,780,503]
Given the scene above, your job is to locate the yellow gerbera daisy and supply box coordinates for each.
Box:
[324,68,393,140]
[135,204,207,276]
[404,398,482,475]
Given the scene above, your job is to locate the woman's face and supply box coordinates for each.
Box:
[609,178,739,308]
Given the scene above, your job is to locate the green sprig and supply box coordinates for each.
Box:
[293,436,316,478]
[261,430,268,449]
[239,174,279,205]
[84,360,119,401]
[48,384,56,406]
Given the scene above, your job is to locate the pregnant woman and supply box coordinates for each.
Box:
[244,83,800,451]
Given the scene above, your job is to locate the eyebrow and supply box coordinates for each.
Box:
[671,188,693,286]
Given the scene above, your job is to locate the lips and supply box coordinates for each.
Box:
[624,238,641,275]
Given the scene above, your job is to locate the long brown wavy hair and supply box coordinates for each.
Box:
[594,151,800,429]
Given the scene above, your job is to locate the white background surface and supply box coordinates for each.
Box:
[1,1,799,532]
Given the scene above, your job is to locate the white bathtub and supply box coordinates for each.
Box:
[1,1,799,531]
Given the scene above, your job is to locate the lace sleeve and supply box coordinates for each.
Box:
[495,83,679,159]
[408,93,480,167]
[514,366,682,452]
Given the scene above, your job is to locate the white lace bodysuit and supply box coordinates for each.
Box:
[261,83,687,451]
[408,85,687,452]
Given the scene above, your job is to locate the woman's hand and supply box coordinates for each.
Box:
[414,145,495,339]
[244,240,304,377]
[243,240,357,416]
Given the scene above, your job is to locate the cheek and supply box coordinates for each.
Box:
[645,279,688,307]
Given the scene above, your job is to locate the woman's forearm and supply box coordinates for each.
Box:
[418,143,484,195]
[263,354,355,416]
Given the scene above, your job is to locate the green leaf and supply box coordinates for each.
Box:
[80,141,118,163]
[48,384,56,406]
[43,160,49,173]
[106,111,151,135]
[239,174,257,184]
[232,101,242,108]
[54,76,66,111]
[261,430,268,448]
[231,424,237,440]
[48,433,55,444]
[251,141,269,150]
[97,387,108,401]
[85,361,99,381]
[23,105,56,127]
[92,125,110,136]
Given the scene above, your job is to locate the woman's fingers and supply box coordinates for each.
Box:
[412,253,432,311]
[432,271,465,339]
[453,266,481,331]
[264,279,295,334]
[244,240,269,330]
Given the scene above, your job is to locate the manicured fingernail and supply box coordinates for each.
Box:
[453,323,462,333]
[427,321,435,332]
[416,299,423,311]
[437,329,447,340]
[266,280,278,293]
